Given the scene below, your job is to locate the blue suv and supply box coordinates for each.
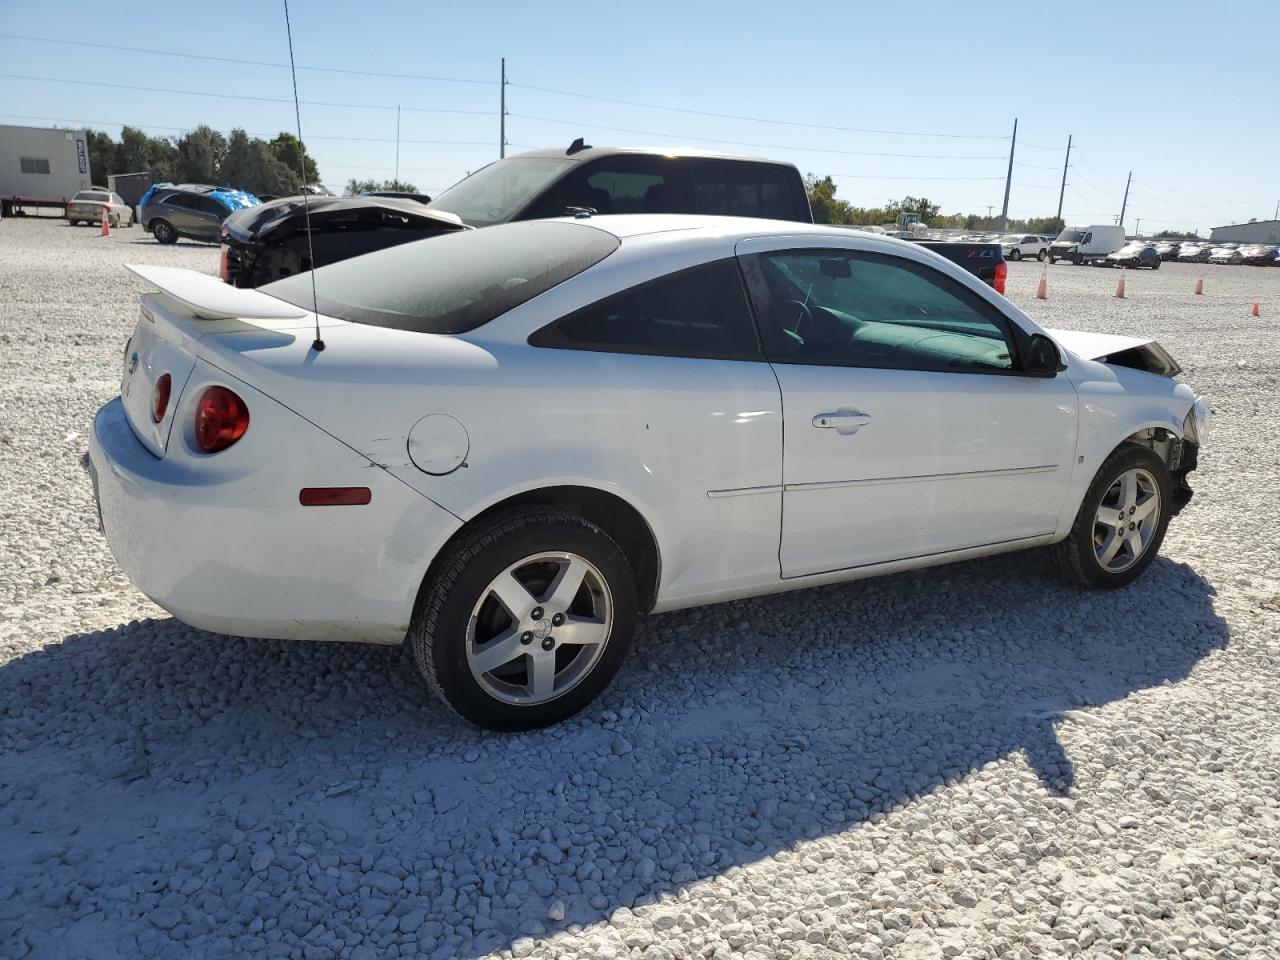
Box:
[139,184,259,244]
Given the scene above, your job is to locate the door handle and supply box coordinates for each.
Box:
[812,409,872,435]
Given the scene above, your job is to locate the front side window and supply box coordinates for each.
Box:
[522,158,683,219]
[263,220,619,334]
[530,259,761,361]
[745,250,1016,373]
[20,157,51,175]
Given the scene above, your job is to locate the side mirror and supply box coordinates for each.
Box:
[1025,333,1065,378]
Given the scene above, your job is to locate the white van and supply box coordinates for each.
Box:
[1049,224,1126,265]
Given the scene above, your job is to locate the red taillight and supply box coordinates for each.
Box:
[151,373,171,423]
[194,386,249,453]
[993,260,1009,296]
[299,487,372,507]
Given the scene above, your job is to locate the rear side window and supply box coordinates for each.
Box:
[262,220,620,334]
[693,161,793,219]
[530,259,761,361]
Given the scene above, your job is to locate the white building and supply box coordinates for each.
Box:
[1209,219,1280,244]
[0,124,93,204]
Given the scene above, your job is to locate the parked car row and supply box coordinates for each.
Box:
[1158,240,1279,265]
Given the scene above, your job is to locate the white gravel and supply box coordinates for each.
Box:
[2,218,1279,960]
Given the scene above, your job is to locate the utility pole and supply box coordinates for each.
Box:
[1055,134,1072,228]
[394,105,400,184]
[999,117,1017,232]
[1135,218,1141,239]
[499,58,507,159]
[1119,170,1132,227]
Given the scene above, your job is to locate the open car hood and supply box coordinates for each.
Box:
[223,195,466,243]
[1047,328,1182,378]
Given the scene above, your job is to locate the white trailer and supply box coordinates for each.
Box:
[0,124,93,216]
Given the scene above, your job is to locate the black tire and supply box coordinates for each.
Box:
[1052,444,1173,589]
[152,219,177,244]
[1151,259,1160,270]
[1036,249,1047,262]
[1009,248,1022,261]
[1049,256,1058,264]
[409,507,638,731]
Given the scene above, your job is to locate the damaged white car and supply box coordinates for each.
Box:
[90,215,1208,730]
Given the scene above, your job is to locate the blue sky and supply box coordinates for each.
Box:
[1,0,1275,232]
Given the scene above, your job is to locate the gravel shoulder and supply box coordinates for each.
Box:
[1,219,1278,960]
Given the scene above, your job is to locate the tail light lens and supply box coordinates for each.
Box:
[151,373,171,423]
[993,260,1008,296]
[194,386,250,453]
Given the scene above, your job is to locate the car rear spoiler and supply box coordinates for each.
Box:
[126,264,310,321]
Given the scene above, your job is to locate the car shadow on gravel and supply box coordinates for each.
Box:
[0,553,1226,958]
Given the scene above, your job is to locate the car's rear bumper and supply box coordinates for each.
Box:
[89,395,461,645]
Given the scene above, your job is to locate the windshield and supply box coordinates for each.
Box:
[261,220,619,334]
[427,157,575,227]
[1056,229,1086,243]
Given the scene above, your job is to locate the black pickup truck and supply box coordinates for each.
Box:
[223,141,1005,292]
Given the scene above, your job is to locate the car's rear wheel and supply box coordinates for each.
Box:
[152,219,177,244]
[1052,444,1172,589]
[1009,249,1022,261]
[1037,249,1047,262]
[410,507,638,730]
[1151,259,1160,270]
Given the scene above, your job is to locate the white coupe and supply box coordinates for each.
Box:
[91,215,1208,730]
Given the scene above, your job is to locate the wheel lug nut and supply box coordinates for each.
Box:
[520,632,533,645]
[541,637,554,651]
[1129,522,1136,530]
[551,613,565,626]
[531,607,544,621]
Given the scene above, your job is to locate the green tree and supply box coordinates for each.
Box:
[268,132,319,183]
[85,130,117,184]
[221,129,300,196]
[804,174,855,225]
[345,177,421,195]
[116,126,178,182]
[174,125,227,184]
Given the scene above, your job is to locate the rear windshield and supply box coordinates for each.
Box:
[75,191,109,202]
[261,220,619,334]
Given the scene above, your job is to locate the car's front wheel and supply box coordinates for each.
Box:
[152,219,177,244]
[1052,444,1172,588]
[410,507,638,730]
[1009,249,1022,261]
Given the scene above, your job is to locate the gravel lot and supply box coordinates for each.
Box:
[2,217,1278,960]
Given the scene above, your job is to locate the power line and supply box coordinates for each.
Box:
[1132,180,1261,209]
[0,33,495,86]
[0,112,493,146]
[1,73,492,116]
[509,81,1010,140]
[1013,159,1061,171]
[509,112,1005,160]
[1071,151,1124,183]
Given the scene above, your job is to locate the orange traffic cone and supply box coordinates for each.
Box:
[1194,277,1204,295]
[99,204,111,238]
[1035,265,1048,300]
[1252,302,1261,317]
[1115,269,1126,299]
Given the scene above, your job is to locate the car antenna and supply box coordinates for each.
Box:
[282,0,323,353]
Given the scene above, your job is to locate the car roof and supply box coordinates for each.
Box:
[562,214,960,261]
[509,144,794,167]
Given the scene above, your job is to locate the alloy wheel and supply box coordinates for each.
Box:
[466,552,613,705]
[1093,468,1161,573]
